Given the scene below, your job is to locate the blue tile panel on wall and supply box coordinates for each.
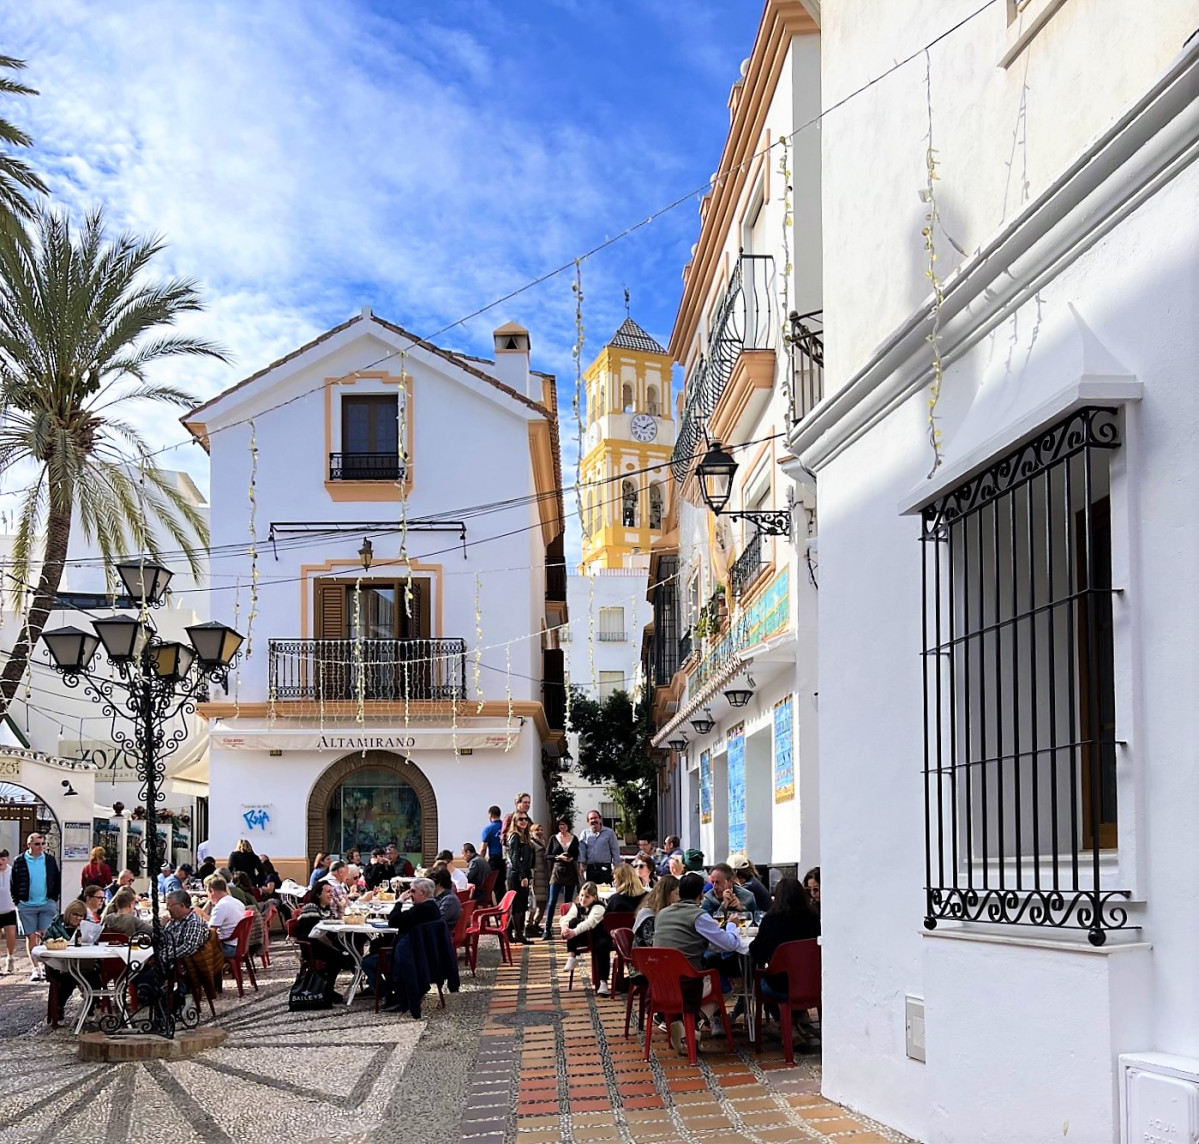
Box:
[700,750,712,825]
[727,726,746,855]
[774,695,794,803]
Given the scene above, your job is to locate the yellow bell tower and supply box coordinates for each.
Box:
[578,318,675,571]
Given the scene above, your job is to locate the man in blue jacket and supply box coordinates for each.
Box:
[12,833,61,983]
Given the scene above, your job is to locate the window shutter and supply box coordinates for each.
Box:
[314,580,347,639]
[402,578,431,640]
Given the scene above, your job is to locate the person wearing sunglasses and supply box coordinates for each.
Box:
[632,858,653,889]
[505,813,536,944]
[12,834,60,983]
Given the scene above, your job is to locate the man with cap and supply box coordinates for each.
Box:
[727,853,772,912]
[163,863,192,896]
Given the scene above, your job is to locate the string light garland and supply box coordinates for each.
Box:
[922,50,946,476]
[474,571,484,713]
[353,573,365,728]
[778,136,795,416]
[571,259,588,542]
[246,419,260,658]
[587,571,596,695]
[232,574,241,719]
[503,641,514,752]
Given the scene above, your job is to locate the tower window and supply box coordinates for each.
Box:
[622,480,638,527]
[622,383,634,413]
[649,483,664,530]
[646,385,660,417]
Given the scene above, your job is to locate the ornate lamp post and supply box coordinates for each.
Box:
[695,440,792,536]
[42,559,243,1038]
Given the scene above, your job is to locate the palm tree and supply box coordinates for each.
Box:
[0,55,48,225]
[0,207,228,711]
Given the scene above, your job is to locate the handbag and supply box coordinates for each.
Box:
[288,969,332,1011]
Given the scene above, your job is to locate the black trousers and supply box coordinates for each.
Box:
[585,863,613,884]
[566,927,611,983]
[507,879,529,936]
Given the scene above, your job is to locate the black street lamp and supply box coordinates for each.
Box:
[696,440,792,537]
[42,566,243,1039]
[690,708,716,736]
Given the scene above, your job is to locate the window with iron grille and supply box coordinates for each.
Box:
[920,406,1132,946]
[598,607,626,642]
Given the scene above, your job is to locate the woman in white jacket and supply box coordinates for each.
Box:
[559,882,612,996]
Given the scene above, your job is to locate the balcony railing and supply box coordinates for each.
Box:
[329,452,405,481]
[730,531,764,600]
[268,638,466,701]
[672,254,776,484]
[788,309,823,425]
[597,630,627,643]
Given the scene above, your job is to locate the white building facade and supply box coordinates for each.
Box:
[184,309,566,884]
[791,4,1199,1141]
[647,0,822,881]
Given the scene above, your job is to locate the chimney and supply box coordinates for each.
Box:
[492,321,532,398]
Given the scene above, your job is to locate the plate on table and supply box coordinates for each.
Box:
[368,920,390,929]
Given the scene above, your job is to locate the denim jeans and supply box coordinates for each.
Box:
[544,883,570,933]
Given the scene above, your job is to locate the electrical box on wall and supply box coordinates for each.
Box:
[905,995,926,1063]
[1119,1052,1199,1144]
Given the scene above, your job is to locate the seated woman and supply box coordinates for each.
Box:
[559,882,612,997]
[100,889,152,939]
[633,874,679,948]
[308,852,331,890]
[43,901,99,1023]
[293,881,352,1002]
[749,876,820,1010]
[604,862,649,915]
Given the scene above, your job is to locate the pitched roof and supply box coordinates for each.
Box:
[607,318,668,356]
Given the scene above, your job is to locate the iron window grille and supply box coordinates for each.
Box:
[920,406,1132,946]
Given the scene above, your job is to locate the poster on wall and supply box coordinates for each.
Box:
[774,696,795,803]
[727,726,746,855]
[699,751,712,825]
[239,804,275,836]
[63,821,92,861]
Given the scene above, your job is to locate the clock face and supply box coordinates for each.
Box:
[630,413,657,443]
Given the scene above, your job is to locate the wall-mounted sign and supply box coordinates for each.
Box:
[210,728,518,752]
[63,821,92,860]
[727,727,746,854]
[699,751,712,825]
[240,804,274,834]
[59,740,139,774]
[773,696,795,803]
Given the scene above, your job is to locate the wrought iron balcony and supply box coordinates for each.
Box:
[788,309,823,425]
[268,638,466,701]
[329,452,405,481]
[672,254,777,484]
[597,630,627,643]
[730,531,764,599]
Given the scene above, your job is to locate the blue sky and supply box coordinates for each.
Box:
[1,1,764,559]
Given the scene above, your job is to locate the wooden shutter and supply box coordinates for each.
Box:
[400,578,431,640]
[314,580,347,639]
[313,579,349,700]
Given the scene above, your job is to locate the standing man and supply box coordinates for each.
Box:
[12,833,60,983]
[482,805,506,893]
[501,792,532,837]
[578,810,621,885]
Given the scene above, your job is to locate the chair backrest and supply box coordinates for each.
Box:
[602,910,636,934]
[97,931,130,945]
[496,889,517,923]
[611,927,635,961]
[230,911,255,958]
[261,901,278,927]
[285,914,302,940]
[628,946,703,1011]
[451,901,476,948]
[480,869,499,899]
[456,888,473,904]
[765,939,821,1009]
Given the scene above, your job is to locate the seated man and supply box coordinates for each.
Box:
[380,878,442,1013]
[702,863,757,919]
[164,863,192,895]
[430,865,462,928]
[653,871,740,1054]
[363,849,392,891]
[436,850,469,891]
[203,876,245,957]
[160,890,211,967]
[105,868,136,903]
[462,843,490,903]
[387,844,416,880]
[101,888,152,939]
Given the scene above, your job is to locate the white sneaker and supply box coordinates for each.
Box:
[29,969,40,983]
[563,954,576,973]
[1,954,11,974]
[596,981,609,997]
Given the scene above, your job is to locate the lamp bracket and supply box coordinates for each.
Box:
[722,508,792,537]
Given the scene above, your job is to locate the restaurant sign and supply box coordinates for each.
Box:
[210,727,519,752]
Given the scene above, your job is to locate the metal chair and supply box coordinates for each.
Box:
[753,938,821,1065]
[629,947,734,1066]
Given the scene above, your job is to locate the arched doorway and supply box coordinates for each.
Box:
[0,780,61,863]
[306,751,437,866]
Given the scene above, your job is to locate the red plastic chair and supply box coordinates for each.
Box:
[223,911,260,997]
[611,928,648,1037]
[466,890,516,972]
[256,902,277,969]
[455,888,473,905]
[629,947,733,1065]
[478,868,499,906]
[753,938,821,1065]
[600,911,636,991]
[452,901,477,970]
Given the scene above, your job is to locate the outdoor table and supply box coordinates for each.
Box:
[279,880,306,912]
[734,926,759,1042]
[33,942,154,1035]
[312,920,398,1006]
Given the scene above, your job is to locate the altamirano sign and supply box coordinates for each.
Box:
[209,727,519,752]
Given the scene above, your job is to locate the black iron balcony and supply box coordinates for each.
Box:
[543,647,565,731]
[788,309,823,425]
[329,452,405,481]
[730,531,764,599]
[268,638,466,701]
[672,254,776,484]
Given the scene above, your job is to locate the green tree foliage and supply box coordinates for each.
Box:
[0,208,227,710]
[567,685,657,837]
[0,56,49,226]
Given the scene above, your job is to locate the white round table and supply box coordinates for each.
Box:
[32,943,155,1035]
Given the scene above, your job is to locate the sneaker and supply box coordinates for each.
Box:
[29,969,40,983]
[563,954,576,973]
[669,1020,685,1055]
[1,954,10,974]
[596,981,610,997]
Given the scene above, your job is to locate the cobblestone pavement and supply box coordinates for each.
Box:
[0,935,914,1144]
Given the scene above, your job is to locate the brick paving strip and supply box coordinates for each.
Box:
[491,939,914,1144]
